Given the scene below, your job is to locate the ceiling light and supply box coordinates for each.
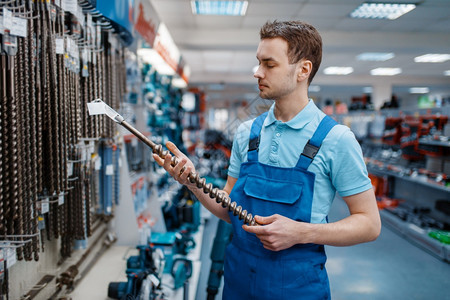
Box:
[414,54,450,63]
[444,70,450,76]
[323,67,354,75]
[409,87,429,94]
[191,1,248,16]
[350,2,416,20]
[357,52,395,61]
[370,68,402,76]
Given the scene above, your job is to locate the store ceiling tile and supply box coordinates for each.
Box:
[246,2,303,16]
[194,15,244,29]
[299,3,358,18]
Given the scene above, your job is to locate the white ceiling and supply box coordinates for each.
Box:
[149,0,450,106]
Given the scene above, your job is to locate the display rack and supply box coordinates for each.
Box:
[350,106,450,262]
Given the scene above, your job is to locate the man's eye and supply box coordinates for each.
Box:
[267,65,274,68]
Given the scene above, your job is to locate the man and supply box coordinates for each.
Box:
[154,20,381,300]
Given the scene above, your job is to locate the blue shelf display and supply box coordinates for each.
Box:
[96,0,135,45]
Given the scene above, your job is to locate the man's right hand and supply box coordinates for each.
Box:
[152,141,198,190]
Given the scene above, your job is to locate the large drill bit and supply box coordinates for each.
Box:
[88,100,259,226]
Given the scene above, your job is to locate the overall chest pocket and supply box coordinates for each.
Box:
[243,174,303,205]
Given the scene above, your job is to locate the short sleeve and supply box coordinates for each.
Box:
[330,128,373,197]
[227,121,252,178]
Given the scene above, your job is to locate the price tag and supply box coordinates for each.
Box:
[6,248,17,268]
[58,194,64,206]
[149,274,160,286]
[87,101,105,115]
[105,164,114,176]
[3,8,12,31]
[55,37,64,54]
[41,198,50,214]
[95,156,101,170]
[11,17,27,37]
[77,5,85,27]
[63,0,77,15]
[67,162,73,176]
[0,16,4,34]
[81,148,86,161]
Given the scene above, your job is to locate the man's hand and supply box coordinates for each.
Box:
[152,141,197,189]
[242,214,312,251]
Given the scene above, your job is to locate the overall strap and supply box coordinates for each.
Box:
[247,111,269,161]
[296,116,338,170]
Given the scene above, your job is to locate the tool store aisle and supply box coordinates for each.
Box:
[326,196,450,300]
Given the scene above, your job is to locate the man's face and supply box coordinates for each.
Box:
[254,37,299,101]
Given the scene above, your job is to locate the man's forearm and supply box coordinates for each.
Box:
[303,213,380,246]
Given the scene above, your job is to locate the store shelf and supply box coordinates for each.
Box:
[367,166,450,193]
[380,209,450,262]
[419,137,450,148]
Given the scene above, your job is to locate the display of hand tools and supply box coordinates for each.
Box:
[0,0,126,292]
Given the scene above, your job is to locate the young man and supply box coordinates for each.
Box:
[154,20,381,299]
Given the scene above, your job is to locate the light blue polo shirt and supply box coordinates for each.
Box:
[228,100,372,224]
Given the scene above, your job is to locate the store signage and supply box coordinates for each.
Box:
[133,0,160,47]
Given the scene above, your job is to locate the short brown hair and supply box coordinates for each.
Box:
[260,20,322,85]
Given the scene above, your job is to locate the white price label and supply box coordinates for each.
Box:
[67,162,73,176]
[81,148,87,161]
[95,156,101,170]
[6,248,17,268]
[11,17,27,37]
[58,194,65,206]
[55,38,64,54]
[41,200,50,214]
[0,16,4,34]
[77,5,85,27]
[105,164,114,176]
[63,0,77,15]
[3,8,12,31]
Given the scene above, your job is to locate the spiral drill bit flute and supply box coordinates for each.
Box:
[87,99,258,226]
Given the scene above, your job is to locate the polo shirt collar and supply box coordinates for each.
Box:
[264,99,318,129]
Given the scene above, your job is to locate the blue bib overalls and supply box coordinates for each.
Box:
[223,112,337,300]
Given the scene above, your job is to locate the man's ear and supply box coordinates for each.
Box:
[297,59,312,83]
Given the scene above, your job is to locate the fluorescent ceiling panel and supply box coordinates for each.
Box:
[370,68,402,76]
[414,54,450,63]
[323,67,354,75]
[191,1,248,16]
[409,87,429,94]
[357,52,395,61]
[350,2,416,20]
